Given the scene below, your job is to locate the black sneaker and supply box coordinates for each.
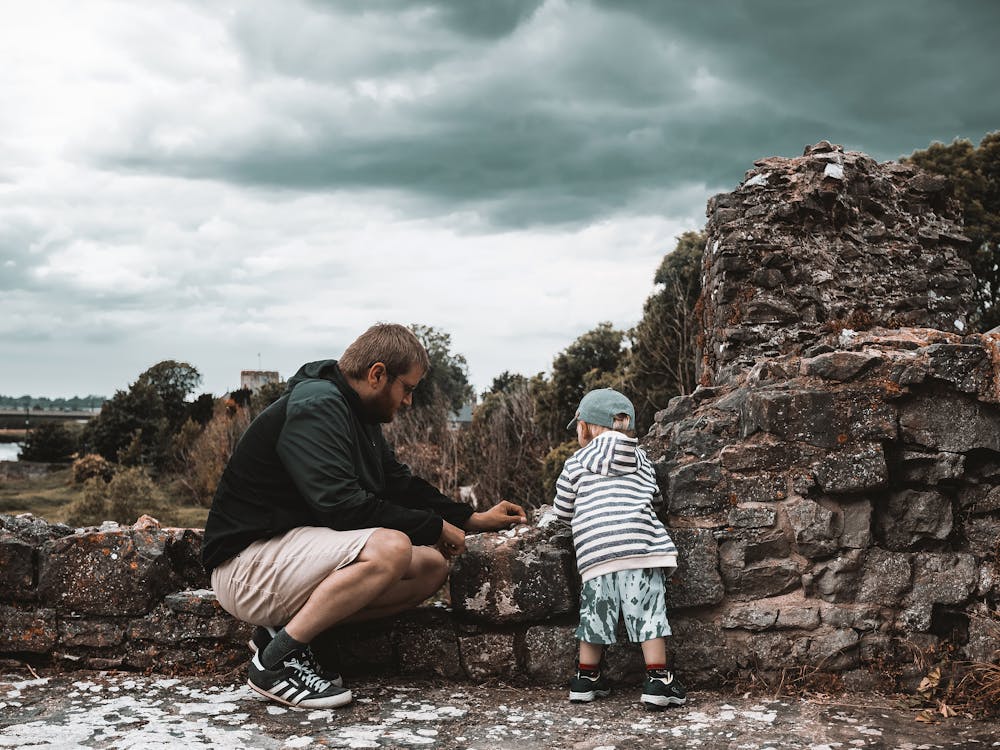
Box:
[249,626,344,688]
[568,670,611,703]
[247,650,352,709]
[641,670,686,709]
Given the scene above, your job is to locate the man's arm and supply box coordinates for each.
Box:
[382,441,526,531]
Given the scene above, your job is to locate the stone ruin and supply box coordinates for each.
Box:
[1,142,998,691]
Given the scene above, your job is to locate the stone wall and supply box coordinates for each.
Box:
[2,143,998,691]
[645,142,1000,688]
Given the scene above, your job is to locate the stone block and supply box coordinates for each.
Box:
[776,605,821,630]
[58,619,125,648]
[458,632,517,681]
[786,498,841,558]
[804,550,863,603]
[666,460,727,515]
[128,603,247,644]
[728,473,787,504]
[0,604,57,653]
[671,618,739,685]
[876,490,952,550]
[801,351,883,381]
[720,601,778,631]
[926,343,994,397]
[165,529,210,589]
[740,388,839,448]
[957,484,1000,515]
[37,527,179,616]
[0,533,35,601]
[745,631,809,669]
[857,548,913,605]
[726,559,801,601]
[163,589,223,616]
[807,628,860,670]
[963,516,1000,560]
[665,529,724,609]
[897,451,965,485]
[720,440,820,473]
[818,603,885,631]
[393,607,463,679]
[964,607,1000,663]
[523,625,577,684]
[900,392,1000,453]
[840,499,872,548]
[319,621,396,677]
[604,640,646,684]
[813,444,887,494]
[744,530,791,564]
[908,552,977,607]
[450,526,577,624]
[727,504,777,529]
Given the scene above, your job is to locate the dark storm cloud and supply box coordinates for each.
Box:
[102,0,1000,229]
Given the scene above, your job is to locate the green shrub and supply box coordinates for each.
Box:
[65,466,160,527]
[71,453,114,485]
[19,422,77,463]
[540,440,579,503]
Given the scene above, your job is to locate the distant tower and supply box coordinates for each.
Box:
[240,370,280,392]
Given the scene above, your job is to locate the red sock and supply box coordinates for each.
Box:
[579,663,599,672]
[646,663,667,670]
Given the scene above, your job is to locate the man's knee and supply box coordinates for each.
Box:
[364,528,413,577]
[411,546,449,590]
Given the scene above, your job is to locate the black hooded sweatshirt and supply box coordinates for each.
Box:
[201,360,473,572]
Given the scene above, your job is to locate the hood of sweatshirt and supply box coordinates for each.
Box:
[576,430,650,477]
[286,359,338,390]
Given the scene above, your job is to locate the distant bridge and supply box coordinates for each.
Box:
[0,409,97,431]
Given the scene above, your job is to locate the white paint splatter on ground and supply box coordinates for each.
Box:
[2,672,998,749]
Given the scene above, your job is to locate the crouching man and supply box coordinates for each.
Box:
[201,323,526,708]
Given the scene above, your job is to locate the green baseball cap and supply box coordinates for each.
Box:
[567,388,636,430]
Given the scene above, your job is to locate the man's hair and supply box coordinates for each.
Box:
[339,323,430,379]
[581,414,634,441]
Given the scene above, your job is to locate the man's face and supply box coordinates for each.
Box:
[370,362,424,423]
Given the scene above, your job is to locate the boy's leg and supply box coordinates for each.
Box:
[569,575,619,703]
[639,636,667,668]
[579,640,604,669]
[618,569,687,709]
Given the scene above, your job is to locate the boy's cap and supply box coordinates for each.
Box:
[567,388,636,430]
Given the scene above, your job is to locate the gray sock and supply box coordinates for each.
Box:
[260,628,306,670]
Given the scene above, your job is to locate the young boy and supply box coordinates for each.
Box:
[552,388,685,709]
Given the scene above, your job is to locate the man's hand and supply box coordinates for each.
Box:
[436,520,467,559]
[466,500,528,532]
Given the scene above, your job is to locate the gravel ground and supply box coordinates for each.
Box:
[2,669,999,749]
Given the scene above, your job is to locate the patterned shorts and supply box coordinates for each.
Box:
[575,567,671,645]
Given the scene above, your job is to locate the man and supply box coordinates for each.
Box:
[202,324,526,709]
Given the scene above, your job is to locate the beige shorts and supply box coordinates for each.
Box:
[211,526,378,627]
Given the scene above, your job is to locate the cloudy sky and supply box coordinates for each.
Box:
[2,0,998,400]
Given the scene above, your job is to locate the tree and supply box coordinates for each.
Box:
[19,422,78,463]
[463,378,549,509]
[80,360,202,471]
[383,325,473,496]
[904,132,1000,330]
[534,323,627,443]
[410,324,475,414]
[626,230,705,430]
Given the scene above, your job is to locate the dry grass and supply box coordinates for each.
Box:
[0,466,208,528]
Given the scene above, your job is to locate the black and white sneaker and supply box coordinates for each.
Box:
[247,651,353,709]
[568,669,611,703]
[249,626,344,688]
[641,670,686,709]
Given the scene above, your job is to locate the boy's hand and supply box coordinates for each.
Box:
[466,500,528,531]
[437,520,466,558]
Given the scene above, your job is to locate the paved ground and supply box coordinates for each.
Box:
[2,669,998,749]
